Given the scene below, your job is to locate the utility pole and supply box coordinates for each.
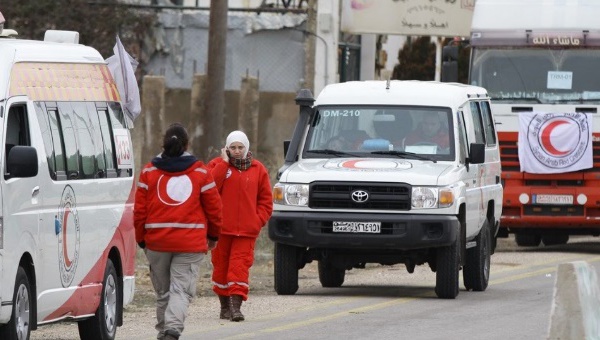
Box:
[303,0,317,92]
[203,0,228,160]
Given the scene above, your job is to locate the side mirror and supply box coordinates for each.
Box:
[6,145,38,178]
[469,143,485,164]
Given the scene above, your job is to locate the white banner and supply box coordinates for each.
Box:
[106,36,141,121]
[518,112,593,174]
[341,0,476,37]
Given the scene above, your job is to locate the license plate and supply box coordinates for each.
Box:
[332,221,381,233]
[534,194,573,205]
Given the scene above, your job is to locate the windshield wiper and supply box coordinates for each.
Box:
[370,150,437,163]
[305,149,360,157]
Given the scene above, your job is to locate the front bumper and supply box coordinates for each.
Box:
[268,211,459,250]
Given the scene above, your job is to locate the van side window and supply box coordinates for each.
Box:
[480,101,497,146]
[71,103,97,179]
[97,108,118,178]
[5,104,31,178]
[57,103,80,180]
[469,102,486,144]
[35,103,58,179]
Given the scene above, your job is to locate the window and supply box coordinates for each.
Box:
[5,104,31,179]
[71,102,97,178]
[480,101,497,146]
[469,102,485,144]
[57,103,80,180]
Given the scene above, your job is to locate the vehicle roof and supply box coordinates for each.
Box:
[472,0,600,31]
[0,37,107,101]
[314,80,488,109]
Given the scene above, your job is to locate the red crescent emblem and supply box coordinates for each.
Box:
[340,160,362,168]
[157,175,183,205]
[62,207,72,267]
[540,120,569,156]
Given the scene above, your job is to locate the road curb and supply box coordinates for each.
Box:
[548,261,600,339]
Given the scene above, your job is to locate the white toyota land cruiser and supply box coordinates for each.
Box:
[269,80,502,299]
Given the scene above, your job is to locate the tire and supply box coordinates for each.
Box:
[0,266,32,340]
[318,261,345,288]
[515,233,541,247]
[274,243,299,295]
[78,259,118,340]
[435,236,460,299]
[463,220,491,292]
[542,234,569,246]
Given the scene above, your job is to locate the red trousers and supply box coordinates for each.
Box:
[211,235,256,300]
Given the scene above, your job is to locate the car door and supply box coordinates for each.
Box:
[2,97,41,297]
[464,102,486,237]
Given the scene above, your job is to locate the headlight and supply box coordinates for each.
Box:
[273,183,309,206]
[412,187,455,209]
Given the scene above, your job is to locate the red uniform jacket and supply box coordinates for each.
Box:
[207,158,273,238]
[134,154,223,253]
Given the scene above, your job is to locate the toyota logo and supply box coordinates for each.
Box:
[351,190,369,203]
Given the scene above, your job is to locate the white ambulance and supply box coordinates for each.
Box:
[269,80,502,299]
[0,23,135,339]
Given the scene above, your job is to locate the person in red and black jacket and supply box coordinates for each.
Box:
[207,130,273,322]
[134,123,223,340]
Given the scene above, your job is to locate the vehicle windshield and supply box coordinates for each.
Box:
[470,48,600,104]
[303,106,455,161]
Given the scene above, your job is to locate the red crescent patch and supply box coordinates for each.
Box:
[157,175,182,205]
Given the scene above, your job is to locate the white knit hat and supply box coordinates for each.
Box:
[225,130,250,158]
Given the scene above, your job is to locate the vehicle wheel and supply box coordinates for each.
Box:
[318,261,345,288]
[0,266,32,340]
[78,259,118,340]
[515,233,541,247]
[274,243,299,295]
[463,220,491,292]
[435,236,460,299]
[542,234,569,246]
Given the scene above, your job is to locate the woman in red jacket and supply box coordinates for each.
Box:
[135,123,223,340]
[208,130,273,322]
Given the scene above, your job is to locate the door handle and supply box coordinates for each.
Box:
[32,186,40,196]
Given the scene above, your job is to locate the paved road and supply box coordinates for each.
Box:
[32,236,600,339]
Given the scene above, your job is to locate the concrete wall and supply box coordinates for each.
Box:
[132,84,298,184]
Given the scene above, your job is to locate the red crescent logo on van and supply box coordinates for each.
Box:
[57,185,80,288]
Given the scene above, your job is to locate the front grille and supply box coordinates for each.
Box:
[523,205,584,216]
[309,182,411,210]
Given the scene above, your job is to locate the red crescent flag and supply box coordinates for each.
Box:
[518,111,592,174]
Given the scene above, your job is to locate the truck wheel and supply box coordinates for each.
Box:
[78,259,118,340]
[274,243,299,295]
[435,237,460,299]
[318,261,345,288]
[515,233,541,247]
[542,234,569,246]
[463,220,491,292]
[0,266,32,340]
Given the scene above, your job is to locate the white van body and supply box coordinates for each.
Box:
[0,31,135,339]
[269,80,502,299]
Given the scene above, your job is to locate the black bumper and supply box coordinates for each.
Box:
[268,211,459,250]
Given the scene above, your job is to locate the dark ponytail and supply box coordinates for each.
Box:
[162,123,189,158]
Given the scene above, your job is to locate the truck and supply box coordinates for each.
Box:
[269,80,502,299]
[443,0,600,247]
